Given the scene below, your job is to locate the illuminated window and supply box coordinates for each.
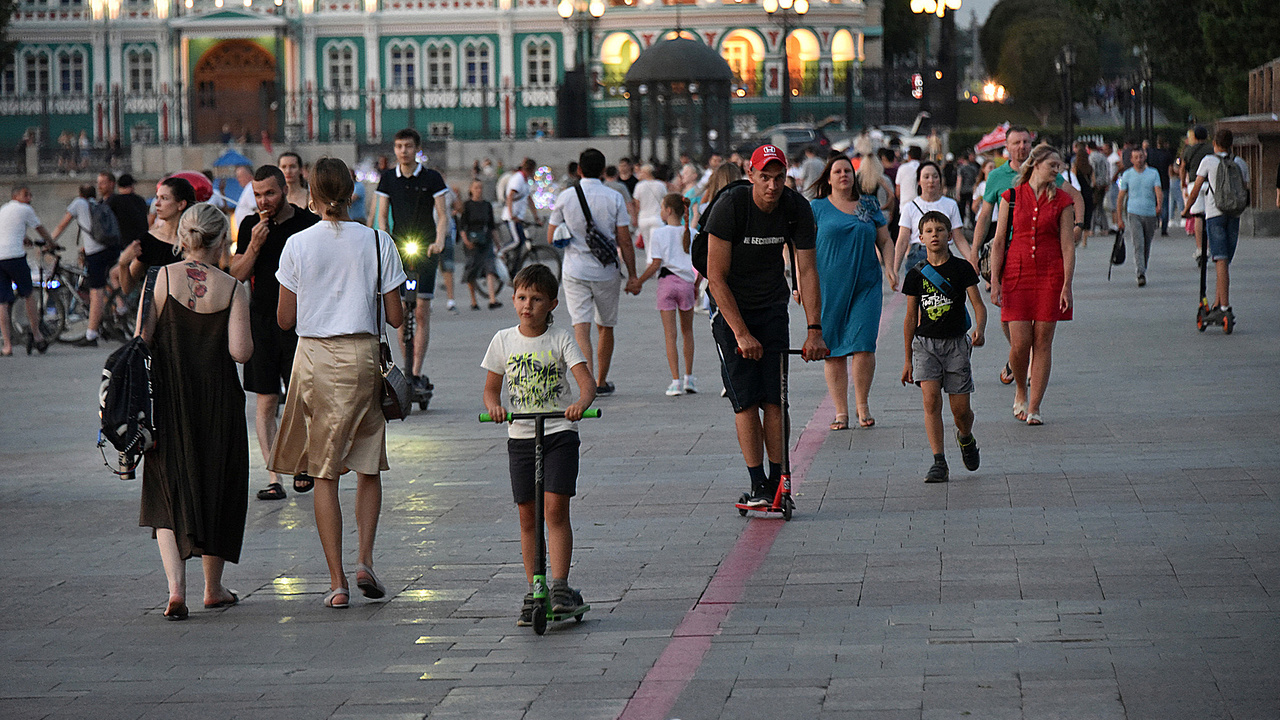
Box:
[721,30,763,96]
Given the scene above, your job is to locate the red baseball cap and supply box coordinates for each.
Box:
[750,144,787,171]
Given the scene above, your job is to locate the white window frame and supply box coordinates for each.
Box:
[323,40,359,92]
[424,40,456,91]
[428,121,453,139]
[386,39,419,90]
[460,38,494,90]
[55,46,86,95]
[523,36,555,89]
[125,45,156,95]
[23,49,52,95]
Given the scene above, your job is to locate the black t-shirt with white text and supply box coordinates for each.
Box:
[703,184,816,310]
[375,164,448,243]
[901,254,979,339]
[235,204,320,314]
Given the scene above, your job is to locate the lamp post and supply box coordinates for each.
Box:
[558,0,604,136]
[1054,44,1075,153]
[910,0,960,128]
[763,0,808,124]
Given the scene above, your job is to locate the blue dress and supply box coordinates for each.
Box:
[812,195,887,355]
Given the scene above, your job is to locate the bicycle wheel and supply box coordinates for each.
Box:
[520,245,563,281]
[10,286,67,342]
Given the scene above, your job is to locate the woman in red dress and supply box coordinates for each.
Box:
[990,144,1076,426]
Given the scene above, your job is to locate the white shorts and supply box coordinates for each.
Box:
[563,274,622,327]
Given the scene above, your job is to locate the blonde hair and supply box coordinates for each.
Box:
[1015,143,1061,187]
[855,153,884,195]
[700,163,743,205]
[176,203,229,255]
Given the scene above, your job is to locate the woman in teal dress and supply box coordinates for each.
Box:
[811,154,897,429]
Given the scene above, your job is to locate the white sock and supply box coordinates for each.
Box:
[85,329,99,341]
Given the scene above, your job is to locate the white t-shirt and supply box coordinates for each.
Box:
[67,197,104,254]
[275,221,407,338]
[549,179,629,283]
[504,171,531,222]
[899,195,964,247]
[633,179,667,223]
[0,200,41,260]
[1195,152,1251,219]
[896,160,921,205]
[646,224,696,283]
[481,325,588,439]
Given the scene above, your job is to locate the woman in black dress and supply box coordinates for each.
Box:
[117,175,196,294]
[137,202,253,620]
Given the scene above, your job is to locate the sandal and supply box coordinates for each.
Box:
[1026,412,1043,426]
[204,589,239,609]
[1000,362,1015,385]
[163,599,189,621]
[323,587,349,609]
[292,473,314,494]
[829,414,849,431]
[1012,401,1028,422]
[256,483,286,501]
[355,563,387,599]
[856,406,875,428]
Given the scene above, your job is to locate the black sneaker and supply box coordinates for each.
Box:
[956,431,980,471]
[1137,274,1146,287]
[516,593,536,627]
[71,335,98,347]
[550,586,584,615]
[925,458,949,483]
[596,381,615,395]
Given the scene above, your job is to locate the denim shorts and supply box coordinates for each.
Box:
[1205,215,1240,263]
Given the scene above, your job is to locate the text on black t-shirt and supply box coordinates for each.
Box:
[702,184,816,310]
[901,254,979,339]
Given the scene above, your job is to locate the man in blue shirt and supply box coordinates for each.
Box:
[1116,148,1163,287]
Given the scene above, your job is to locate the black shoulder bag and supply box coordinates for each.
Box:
[374,228,411,420]
[572,184,620,269]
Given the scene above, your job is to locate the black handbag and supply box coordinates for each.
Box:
[573,184,620,268]
[373,228,411,420]
[1107,228,1126,280]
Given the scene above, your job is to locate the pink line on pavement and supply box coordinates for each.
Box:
[617,293,906,720]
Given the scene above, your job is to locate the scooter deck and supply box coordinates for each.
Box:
[734,493,795,520]
[548,603,590,623]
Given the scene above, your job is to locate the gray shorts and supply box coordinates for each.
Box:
[911,335,974,395]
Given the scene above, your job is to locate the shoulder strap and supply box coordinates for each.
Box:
[917,261,954,296]
[373,227,384,339]
[134,266,160,337]
[573,183,596,227]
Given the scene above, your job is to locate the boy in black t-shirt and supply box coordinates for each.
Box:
[901,211,987,483]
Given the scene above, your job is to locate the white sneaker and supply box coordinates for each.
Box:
[665,379,683,396]
[682,375,698,394]
[446,300,458,313]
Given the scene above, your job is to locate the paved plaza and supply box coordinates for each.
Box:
[2,233,1278,720]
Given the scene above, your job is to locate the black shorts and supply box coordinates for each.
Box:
[405,255,440,300]
[711,302,789,413]
[507,430,580,504]
[242,311,298,395]
[85,247,120,289]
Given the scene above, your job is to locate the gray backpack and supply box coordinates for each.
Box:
[1211,154,1249,217]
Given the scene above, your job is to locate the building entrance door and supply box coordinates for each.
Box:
[192,40,279,143]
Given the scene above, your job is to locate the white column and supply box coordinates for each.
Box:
[94,29,110,141]
[302,24,318,141]
[364,21,380,140]
[561,26,575,71]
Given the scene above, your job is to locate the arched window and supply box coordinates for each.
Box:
[524,39,554,88]
[785,29,819,96]
[720,30,764,97]
[388,42,418,89]
[24,50,51,95]
[425,42,454,90]
[58,49,85,94]
[326,42,357,91]
[127,48,156,94]
[462,41,492,89]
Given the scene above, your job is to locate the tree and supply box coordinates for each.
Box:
[883,0,932,65]
[0,0,16,72]
[996,17,1101,125]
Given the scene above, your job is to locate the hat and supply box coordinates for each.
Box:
[750,144,787,171]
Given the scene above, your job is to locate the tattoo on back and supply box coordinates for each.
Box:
[184,263,208,310]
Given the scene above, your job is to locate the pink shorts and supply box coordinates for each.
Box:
[656,273,695,311]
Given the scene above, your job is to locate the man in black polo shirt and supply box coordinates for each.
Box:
[704,144,828,506]
[375,127,450,395]
[230,164,320,501]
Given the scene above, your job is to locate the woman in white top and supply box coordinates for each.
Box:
[633,164,668,254]
[635,193,699,396]
[893,160,972,277]
[270,157,407,609]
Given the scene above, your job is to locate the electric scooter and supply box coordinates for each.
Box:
[1195,247,1234,334]
[478,408,600,635]
[399,241,433,411]
[735,348,803,521]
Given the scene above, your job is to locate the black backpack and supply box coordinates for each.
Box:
[99,269,159,476]
[691,180,801,288]
[89,198,123,249]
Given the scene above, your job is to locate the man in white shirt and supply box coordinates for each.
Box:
[505,158,540,253]
[50,183,118,346]
[232,165,257,243]
[895,145,923,207]
[0,186,55,355]
[1185,128,1249,323]
[547,148,640,395]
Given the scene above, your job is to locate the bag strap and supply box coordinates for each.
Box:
[373,227,386,344]
[917,261,955,296]
[133,266,160,338]
[573,183,596,230]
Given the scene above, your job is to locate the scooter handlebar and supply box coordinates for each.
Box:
[478,408,602,423]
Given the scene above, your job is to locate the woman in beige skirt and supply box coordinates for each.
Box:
[270,157,406,609]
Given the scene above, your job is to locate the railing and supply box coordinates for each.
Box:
[37,146,131,175]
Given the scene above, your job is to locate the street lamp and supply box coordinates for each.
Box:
[1055,44,1076,153]
[911,0,960,128]
[558,0,605,70]
[763,0,808,123]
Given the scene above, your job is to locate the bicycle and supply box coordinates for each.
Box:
[10,246,137,344]
[498,220,562,283]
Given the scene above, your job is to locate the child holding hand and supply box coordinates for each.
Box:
[482,264,597,624]
[635,193,698,396]
[901,211,987,483]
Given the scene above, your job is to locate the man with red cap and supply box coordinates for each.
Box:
[703,145,828,506]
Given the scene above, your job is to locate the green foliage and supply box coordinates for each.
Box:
[883,0,932,63]
[994,16,1101,126]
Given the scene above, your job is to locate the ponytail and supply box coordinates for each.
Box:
[680,196,691,254]
[661,192,691,252]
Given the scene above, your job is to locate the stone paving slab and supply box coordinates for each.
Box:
[2,234,1278,719]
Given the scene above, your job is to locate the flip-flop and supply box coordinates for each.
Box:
[1026,413,1044,426]
[355,563,387,599]
[323,587,349,609]
[204,589,239,609]
[256,483,286,501]
[858,416,876,428]
[829,414,849,431]
[163,599,189,621]
[1012,401,1028,422]
[1000,362,1015,385]
[292,474,314,494]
